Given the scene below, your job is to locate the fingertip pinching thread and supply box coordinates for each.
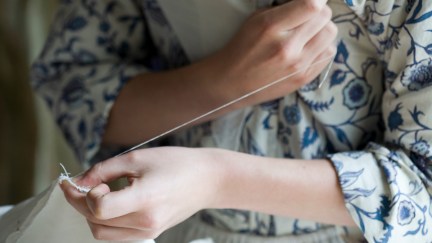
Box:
[58,163,91,193]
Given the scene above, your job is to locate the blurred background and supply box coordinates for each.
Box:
[0,0,81,205]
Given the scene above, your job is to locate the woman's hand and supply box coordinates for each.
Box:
[210,0,337,105]
[60,147,224,241]
[103,0,337,146]
[60,146,355,241]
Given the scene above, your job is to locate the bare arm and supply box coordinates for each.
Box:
[215,150,355,226]
[102,57,229,146]
[102,0,337,146]
[61,147,355,241]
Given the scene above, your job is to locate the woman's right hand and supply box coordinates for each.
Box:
[209,0,337,105]
[103,0,337,146]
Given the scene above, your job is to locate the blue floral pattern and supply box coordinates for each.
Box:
[283,104,302,125]
[31,0,432,242]
[342,78,372,110]
[401,59,432,91]
[397,200,416,226]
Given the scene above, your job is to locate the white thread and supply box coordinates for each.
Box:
[116,56,335,157]
[58,163,91,193]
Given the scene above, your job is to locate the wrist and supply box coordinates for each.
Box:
[179,54,234,109]
[203,149,266,210]
[197,148,231,209]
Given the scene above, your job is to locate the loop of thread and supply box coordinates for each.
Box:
[58,163,91,193]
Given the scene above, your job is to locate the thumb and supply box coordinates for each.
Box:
[86,183,111,217]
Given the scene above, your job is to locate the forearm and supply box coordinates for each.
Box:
[102,1,337,147]
[213,149,356,226]
[102,56,235,146]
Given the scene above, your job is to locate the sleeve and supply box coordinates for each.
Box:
[30,0,158,165]
[328,1,432,242]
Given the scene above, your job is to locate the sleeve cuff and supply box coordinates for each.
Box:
[327,142,432,242]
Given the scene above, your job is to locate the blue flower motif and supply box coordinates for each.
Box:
[401,59,432,91]
[409,152,432,179]
[382,160,397,182]
[411,139,430,156]
[330,70,347,88]
[301,127,318,149]
[260,100,280,111]
[283,105,301,125]
[277,123,292,145]
[62,77,86,108]
[32,63,49,77]
[335,41,349,64]
[299,76,319,92]
[118,41,130,58]
[97,36,108,45]
[342,79,372,110]
[92,115,106,137]
[344,151,365,159]
[65,16,87,31]
[397,200,416,226]
[384,67,398,81]
[381,38,394,51]
[368,20,384,35]
[99,21,111,32]
[388,104,404,132]
[76,50,97,63]
[425,44,432,55]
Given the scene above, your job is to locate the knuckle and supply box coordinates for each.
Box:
[90,225,105,240]
[86,215,100,224]
[92,197,109,220]
[321,5,333,20]
[327,45,337,56]
[326,22,338,36]
[91,162,103,179]
[303,0,323,14]
[124,150,139,163]
[137,213,160,230]
[274,40,301,64]
[295,72,310,85]
[290,60,307,73]
[255,12,278,35]
[137,214,151,229]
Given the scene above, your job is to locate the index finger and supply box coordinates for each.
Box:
[78,154,139,186]
[59,180,94,218]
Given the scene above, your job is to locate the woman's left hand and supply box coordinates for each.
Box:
[60,147,225,241]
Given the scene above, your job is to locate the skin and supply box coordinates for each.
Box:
[61,147,354,241]
[102,0,337,146]
[61,0,356,241]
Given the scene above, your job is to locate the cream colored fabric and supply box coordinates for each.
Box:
[157,216,363,243]
[0,182,155,243]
